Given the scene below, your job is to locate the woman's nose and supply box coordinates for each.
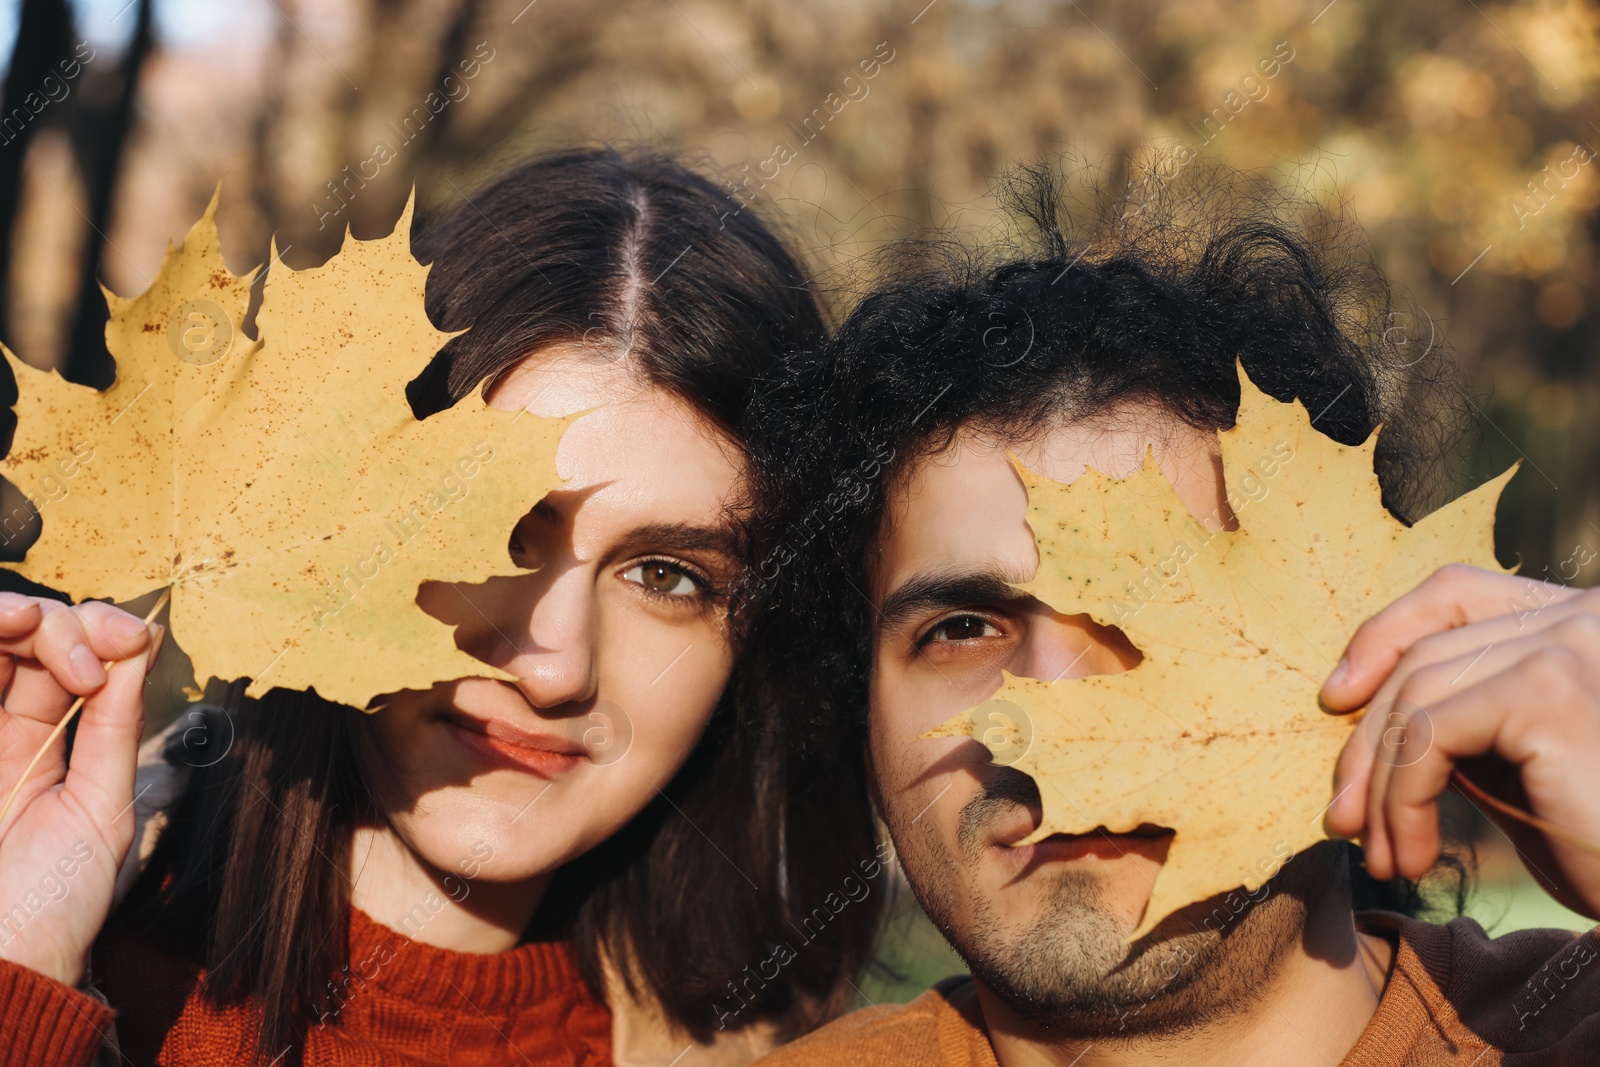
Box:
[417,568,599,709]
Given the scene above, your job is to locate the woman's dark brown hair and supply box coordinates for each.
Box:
[117,148,884,1063]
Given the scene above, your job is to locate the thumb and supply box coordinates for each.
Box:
[65,637,155,830]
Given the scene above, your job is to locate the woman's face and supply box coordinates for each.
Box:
[371,346,742,885]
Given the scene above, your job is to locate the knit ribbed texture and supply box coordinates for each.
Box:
[0,906,612,1066]
[0,958,114,1065]
[757,913,1600,1066]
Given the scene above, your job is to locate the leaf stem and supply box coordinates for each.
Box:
[0,589,172,831]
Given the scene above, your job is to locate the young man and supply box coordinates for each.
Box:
[748,179,1600,1066]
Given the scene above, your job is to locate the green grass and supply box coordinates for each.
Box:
[1463,874,1594,935]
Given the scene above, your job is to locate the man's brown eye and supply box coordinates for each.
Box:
[932,615,996,641]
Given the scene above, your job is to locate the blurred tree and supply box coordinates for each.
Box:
[61,0,152,388]
[0,0,74,351]
[0,0,1596,578]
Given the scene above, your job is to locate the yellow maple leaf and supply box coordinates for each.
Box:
[0,192,566,710]
[930,366,1514,939]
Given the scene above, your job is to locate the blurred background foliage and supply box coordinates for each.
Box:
[0,0,1594,996]
[2,0,1597,576]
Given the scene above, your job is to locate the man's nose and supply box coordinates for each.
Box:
[1013,606,1142,683]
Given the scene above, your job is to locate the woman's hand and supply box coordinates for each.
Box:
[1323,564,1600,920]
[0,593,160,987]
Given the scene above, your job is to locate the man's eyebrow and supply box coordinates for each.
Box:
[877,569,1033,635]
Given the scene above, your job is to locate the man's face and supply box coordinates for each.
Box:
[868,403,1330,1032]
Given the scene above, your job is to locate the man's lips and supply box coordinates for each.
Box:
[1008,828,1173,864]
[986,806,1172,871]
[441,704,587,777]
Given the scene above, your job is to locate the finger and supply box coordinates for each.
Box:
[63,641,154,831]
[1360,643,1519,879]
[0,593,42,639]
[1327,720,1376,839]
[0,659,75,810]
[1363,614,1600,751]
[1382,651,1600,883]
[0,601,153,696]
[0,602,106,694]
[71,601,154,663]
[2,658,76,730]
[1359,701,1412,880]
[1322,565,1578,710]
[1356,628,1524,760]
[0,651,16,705]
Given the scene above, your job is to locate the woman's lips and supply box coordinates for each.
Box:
[441,707,587,778]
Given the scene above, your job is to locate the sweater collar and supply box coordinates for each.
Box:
[347,905,592,1016]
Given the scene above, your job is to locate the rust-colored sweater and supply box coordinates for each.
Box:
[757,913,1600,1066]
[0,906,612,1066]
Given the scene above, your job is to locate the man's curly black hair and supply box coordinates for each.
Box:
[741,158,1471,922]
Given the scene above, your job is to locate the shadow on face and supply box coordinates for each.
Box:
[365,345,744,887]
[865,403,1336,1031]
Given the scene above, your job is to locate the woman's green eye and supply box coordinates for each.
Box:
[624,561,701,596]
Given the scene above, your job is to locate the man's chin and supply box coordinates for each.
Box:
[949,869,1297,1036]
[964,905,1222,1032]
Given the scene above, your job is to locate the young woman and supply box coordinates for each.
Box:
[0,149,883,1066]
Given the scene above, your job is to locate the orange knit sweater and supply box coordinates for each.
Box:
[0,906,612,1066]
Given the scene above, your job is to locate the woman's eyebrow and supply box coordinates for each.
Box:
[877,569,1032,634]
[623,522,741,558]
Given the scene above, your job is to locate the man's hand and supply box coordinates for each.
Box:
[0,593,160,987]
[1321,563,1600,919]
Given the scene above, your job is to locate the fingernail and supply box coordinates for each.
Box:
[0,592,32,614]
[105,613,148,642]
[1324,657,1349,692]
[69,644,107,689]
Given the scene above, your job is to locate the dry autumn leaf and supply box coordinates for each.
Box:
[929,366,1514,940]
[0,191,566,711]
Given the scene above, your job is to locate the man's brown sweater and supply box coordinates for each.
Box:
[758,914,1600,1066]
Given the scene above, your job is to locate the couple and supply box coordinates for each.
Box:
[0,147,1596,1067]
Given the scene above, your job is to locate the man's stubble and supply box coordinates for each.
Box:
[891,766,1344,1037]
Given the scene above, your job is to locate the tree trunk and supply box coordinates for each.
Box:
[61,0,154,389]
[0,0,75,354]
